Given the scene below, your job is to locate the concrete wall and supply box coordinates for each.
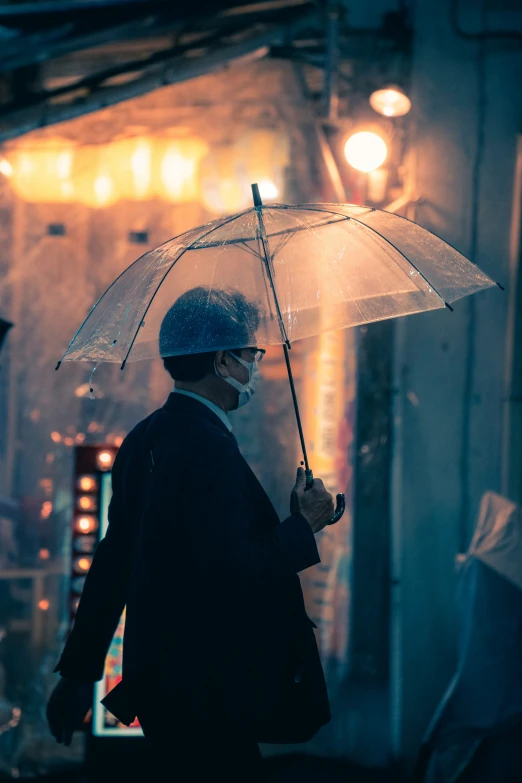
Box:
[392,0,522,766]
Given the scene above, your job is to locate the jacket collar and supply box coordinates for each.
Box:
[163,392,232,437]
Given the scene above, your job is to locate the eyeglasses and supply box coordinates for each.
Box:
[231,347,266,363]
[245,348,266,363]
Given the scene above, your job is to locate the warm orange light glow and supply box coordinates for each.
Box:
[78,495,96,511]
[75,556,92,573]
[38,599,50,611]
[50,431,61,443]
[63,436,75,447]
[370,85,411,118]
[97,450,114,470]
[7,140,76,202]
[110,136,154,200]
[5,131,285,208]
[238,128,289,202]
[130,139,152,199]
[75,515,98,533]
[73,144,119,208]
[258,179,279,200]
[94,175,113,205]
[157,136,208,203]
[71,596,80,613]
[75,433,86,444]
[39,548,51,560]
[114,435,124,447]
[344,131,388,173]
[40,501,53,519]
[0,158,13,177]
[201,129,289,215]
[200,145,250,214]
[78,475,97,492]
[40,478,53,496]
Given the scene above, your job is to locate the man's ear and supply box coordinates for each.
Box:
[214,350,230,378]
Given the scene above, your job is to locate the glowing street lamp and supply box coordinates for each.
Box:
[344,131,388,173]
[370,85,411,118]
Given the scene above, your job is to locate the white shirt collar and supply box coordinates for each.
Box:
[173,388,232,432]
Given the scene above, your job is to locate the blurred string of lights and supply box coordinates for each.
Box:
[0,128,289,215]
[70,446,116,624]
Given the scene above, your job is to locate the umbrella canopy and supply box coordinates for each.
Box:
[59,202,497,367]
[57,193,500,526]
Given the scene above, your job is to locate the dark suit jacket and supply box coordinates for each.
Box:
[55,393,329,731]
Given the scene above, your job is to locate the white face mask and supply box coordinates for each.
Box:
[215,351,261,409]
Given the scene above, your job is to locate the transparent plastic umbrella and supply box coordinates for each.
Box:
[57,184,500,524]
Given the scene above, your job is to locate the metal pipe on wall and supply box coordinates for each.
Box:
[502,135,522,505]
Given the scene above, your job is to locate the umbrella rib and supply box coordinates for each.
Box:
[290,204,451,307]
[271,230,294,258]
[252,207,289,345]
[119,211,250,369]
[379,209,499,289]
[347,216,452,310]
[238,241,264,261]
[56,221,227,367]
[290,204,454,308]
[55,241,155,369]
[190,216,346,249]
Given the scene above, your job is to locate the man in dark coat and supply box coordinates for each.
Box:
[47,287,335,781]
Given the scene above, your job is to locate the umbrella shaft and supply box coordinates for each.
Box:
[283,343,310,472]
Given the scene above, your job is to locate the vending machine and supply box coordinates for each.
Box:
[69,444,142,738]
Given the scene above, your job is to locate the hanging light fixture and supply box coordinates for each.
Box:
[344,131,388,173]
[369,85,411,118]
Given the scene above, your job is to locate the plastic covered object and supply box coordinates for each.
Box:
[60,204,496,366]
[418,492,522,783]
[468,491,522,591]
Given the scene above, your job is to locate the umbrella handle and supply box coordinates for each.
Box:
[305,470,346,526]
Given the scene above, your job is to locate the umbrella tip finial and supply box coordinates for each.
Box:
[55,360,62,371]
[251,183,262,207]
